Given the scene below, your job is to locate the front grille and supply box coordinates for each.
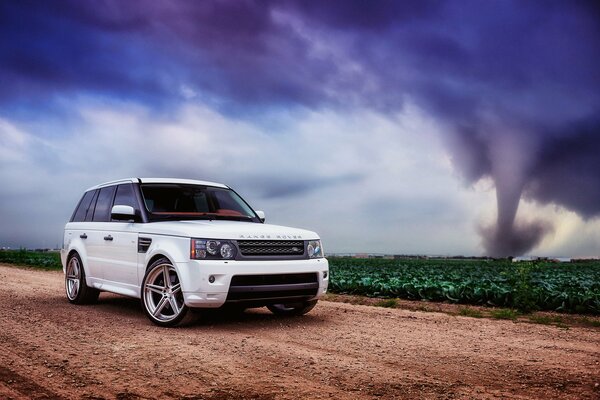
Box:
[227,273,319,302]
[237,240,304,257]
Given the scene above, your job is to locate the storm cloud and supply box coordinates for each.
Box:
[1,0,599,255]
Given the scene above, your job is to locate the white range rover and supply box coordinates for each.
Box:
[61,178,328,326]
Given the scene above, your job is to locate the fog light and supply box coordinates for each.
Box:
[208,275,215,283]
[323,271,328,279]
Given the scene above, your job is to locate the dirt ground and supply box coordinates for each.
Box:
[0,264,598,400]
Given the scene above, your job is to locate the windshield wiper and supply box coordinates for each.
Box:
[211,215,255,221]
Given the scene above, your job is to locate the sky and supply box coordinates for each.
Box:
[1,0,599,257]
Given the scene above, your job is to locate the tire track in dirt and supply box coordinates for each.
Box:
[0,366,65,400]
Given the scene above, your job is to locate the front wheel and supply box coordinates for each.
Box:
[267,300,318,316]
[141,258,188,327]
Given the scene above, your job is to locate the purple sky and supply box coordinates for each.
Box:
[1,0,599,256]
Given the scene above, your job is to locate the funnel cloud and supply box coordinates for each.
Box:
[480,219,554,258]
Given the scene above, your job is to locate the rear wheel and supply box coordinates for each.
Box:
[267,300,318,316]
[141,258,188,327]
[65,253,99,304]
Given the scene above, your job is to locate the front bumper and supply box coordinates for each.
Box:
[176,257,329,308]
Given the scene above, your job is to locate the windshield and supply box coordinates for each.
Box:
[140,184,259,222]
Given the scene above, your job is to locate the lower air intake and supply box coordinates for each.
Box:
[226,273,319,303]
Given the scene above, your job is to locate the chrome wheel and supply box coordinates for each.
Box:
[65,256,81,300]
[65,253,99,304]
[142,262,186,325]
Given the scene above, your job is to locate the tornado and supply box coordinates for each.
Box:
[470,124,546,256]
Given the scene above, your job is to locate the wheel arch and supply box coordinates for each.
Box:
[146,253,173,271]
[67,249,80,260]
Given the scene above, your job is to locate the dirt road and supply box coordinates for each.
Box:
[0,264,598,400]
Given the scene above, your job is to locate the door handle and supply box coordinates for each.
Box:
[80,234,87,239]
[104,235,114,241]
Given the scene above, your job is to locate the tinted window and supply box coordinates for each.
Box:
[214,190,247,212]
[114,184,138,209]
[92,186,116,222]
[71,190,96,222]
[85,190,100,222]
[140,184,257,222]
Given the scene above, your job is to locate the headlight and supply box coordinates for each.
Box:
[191,239,237,260]
[307,240,324,258]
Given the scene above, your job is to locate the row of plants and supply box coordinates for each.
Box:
[328,258,600,314]
[0,249,62,269]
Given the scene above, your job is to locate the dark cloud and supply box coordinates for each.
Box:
[1,0,599,255]
[256,173,364,199]
[285,1,440,30]
[0,0,169,109]
[0,0,323,108]
[527,120,600,219]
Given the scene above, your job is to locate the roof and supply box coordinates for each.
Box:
[86,178,229,191]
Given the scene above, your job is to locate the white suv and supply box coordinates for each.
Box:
[61,178,328,326]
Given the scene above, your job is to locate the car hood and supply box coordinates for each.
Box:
[138,220,319,240]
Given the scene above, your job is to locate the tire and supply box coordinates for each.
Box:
[267,300,318,316]
[65,253,100,304]
[141,258,188,327]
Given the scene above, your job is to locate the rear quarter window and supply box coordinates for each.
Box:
[71,190,96,222]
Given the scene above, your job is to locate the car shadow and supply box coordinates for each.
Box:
[92,293,330,329]
[95,292,144,312]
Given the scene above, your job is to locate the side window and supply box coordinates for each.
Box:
[85,190,100,222]
[113,184,138,209]
[92,186,116,222]
[71,190,95,222]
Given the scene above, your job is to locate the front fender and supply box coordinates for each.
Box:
[139,235,190,285]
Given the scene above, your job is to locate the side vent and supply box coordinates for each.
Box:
[138,237,152,253]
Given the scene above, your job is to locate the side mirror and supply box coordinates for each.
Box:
[255,210,266,223]
[111,205,136,221]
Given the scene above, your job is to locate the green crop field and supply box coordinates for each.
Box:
[0,249,62,270]
[329,258,600,314]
